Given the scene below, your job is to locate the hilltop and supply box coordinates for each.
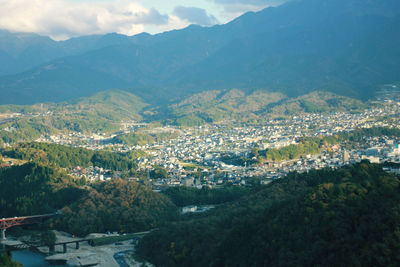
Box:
[0,90,147,143]
[0,89,369,143]
[160,90,366,126]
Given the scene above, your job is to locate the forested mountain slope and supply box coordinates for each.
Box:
[0,0,399,104]
[137,162,400,266]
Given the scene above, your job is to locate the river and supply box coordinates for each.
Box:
[11,250,72,267]
[11,249,131,267]
[113,250,131,267]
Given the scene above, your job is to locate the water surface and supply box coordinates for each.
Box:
[11,250,71,267]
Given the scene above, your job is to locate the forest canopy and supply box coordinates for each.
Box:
[0,163,82,217]
[54,179,178,236]
[0,163,178,237]
[137,162,400,267]
[2,142,137,171]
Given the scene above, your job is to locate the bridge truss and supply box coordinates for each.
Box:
[0,213,58,240]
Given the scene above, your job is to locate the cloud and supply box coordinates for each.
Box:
[173,6,218,26]
[0,0,170,40]
[214,0,285,5]
[211,0,289,20]
[134,8,169,25]
[0,0,289,40]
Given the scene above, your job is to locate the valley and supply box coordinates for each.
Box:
[1,0,400,266]
[1,90,399,193]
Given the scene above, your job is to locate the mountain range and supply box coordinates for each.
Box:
[0,0,399,105]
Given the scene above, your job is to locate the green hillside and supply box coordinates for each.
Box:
[137,162,400,266]
[267,91,367,116]
[65,89,147,122]
[0,163,82,217]
[3,142,138,170]
[0,90,148,143]
[167,89,285,125]
[165,90,365,126]
[0,162,179,237]
[0,88,368,141]
[55,179,179,236]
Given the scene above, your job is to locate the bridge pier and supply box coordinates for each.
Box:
[75,242,79,249]
[63,243,67,253]
[49,245,55,255]
[1,229,6,241]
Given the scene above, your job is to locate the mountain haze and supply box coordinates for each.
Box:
[0,0,399,104]
[0,30,135,76]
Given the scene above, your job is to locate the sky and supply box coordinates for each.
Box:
[0,0,286,40]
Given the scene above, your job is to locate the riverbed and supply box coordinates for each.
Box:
[8,230,151,267]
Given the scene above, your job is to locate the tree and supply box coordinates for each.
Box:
[150,166,168,179]
[41,230,56,246]
[0,253,22,267]
[250,147,259,158]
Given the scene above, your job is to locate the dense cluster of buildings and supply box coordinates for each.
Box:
[51,101,400,188]
[127,101,400,187]
[3,101,400,188]
[70,166,113,182]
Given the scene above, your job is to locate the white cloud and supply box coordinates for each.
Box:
[0,0,171,40]
[211,0,288,21]
[173,6,218,26]
[0,0,289,40]
[155,15,188,33]
[214,0,285,5]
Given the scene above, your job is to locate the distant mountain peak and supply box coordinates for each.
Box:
[0,0,399,104]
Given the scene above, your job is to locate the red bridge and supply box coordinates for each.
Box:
[0,212,60,240]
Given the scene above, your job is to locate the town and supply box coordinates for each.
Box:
[3,100,400,190]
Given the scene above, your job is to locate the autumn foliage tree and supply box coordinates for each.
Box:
[55,179,178,236]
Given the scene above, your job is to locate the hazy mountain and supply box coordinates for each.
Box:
[0,0,399,105]
[0,30,134,76]
[0,30,60,76]
[173,0,400,98]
